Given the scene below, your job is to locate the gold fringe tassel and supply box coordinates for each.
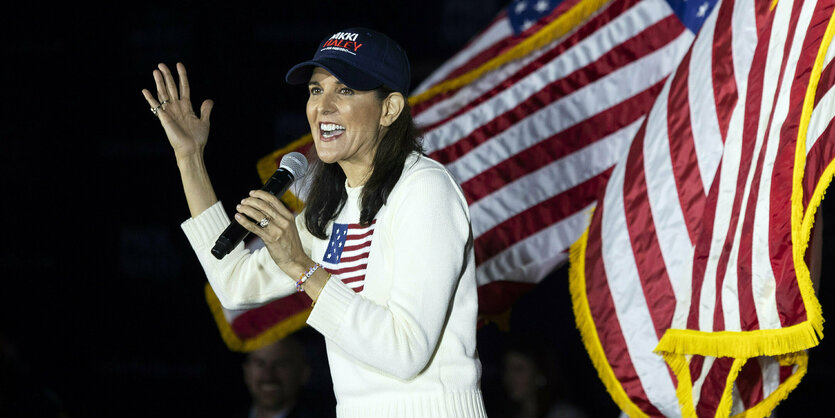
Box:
[655,322,820,359]
[789,0,835,350]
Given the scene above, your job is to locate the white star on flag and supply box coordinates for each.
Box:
[697,1,709,16]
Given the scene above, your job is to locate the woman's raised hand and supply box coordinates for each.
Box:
[142,63,213,160]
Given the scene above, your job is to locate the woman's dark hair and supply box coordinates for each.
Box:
[303,87,423,239]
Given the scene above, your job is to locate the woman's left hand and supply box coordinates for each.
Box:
[235,190,311,278]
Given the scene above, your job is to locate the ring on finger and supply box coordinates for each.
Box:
[159,99,169,109]
[151,105,161,115]
[258,217,270,228]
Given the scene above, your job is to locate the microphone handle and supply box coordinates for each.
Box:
[210,169,296,260]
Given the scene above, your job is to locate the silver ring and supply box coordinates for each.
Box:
[160,99,169,109]
[151,105,161,115]
[258,217,270,228]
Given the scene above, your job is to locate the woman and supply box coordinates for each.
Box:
[142,27,486,417]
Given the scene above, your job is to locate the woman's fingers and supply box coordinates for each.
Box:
[177,63,191,101]
[248,190,295,219]
[158,63,180,102]
[141,88,161,109]
[152,69,169,104]
[233,212,265,237]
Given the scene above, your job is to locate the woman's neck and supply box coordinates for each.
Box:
[339,160,372,187]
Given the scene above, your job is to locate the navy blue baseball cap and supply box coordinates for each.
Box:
[285,27,411,95]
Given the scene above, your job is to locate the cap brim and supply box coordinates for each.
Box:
[285,58,383,91]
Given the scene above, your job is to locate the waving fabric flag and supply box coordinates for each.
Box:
[570,0,834,414]
[204,0,703,352]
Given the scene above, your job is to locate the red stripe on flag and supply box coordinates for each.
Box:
[813,59,835,107]
[779,365,794,382]
[346,229,375,240]
[803,117,835,205]
[689,355,706,385]
[696,357,735,417]
[474,168,613,265]
[622,122,677,340]
[687,166,723,330]
[734,12,774,333]
[461,82,665,204]
[665,49,706,244]
[711,0,739,140]
[584,200,666,416]
[737,359,765,409]
[341,276,366,284]
[338,252,371,263]
[343,240,372,253]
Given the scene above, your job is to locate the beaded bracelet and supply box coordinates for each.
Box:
[296,263,322,293]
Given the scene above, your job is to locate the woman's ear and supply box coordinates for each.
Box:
[380,92,405,127]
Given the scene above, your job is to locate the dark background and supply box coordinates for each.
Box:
[1,1,831,417]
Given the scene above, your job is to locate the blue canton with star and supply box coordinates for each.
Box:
[508,0,560,34]
[666,0,719,33]
[507,0,719,36]
[323,223,350,264]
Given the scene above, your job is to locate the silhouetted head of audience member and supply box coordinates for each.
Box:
[243,332,311,417]
[500,334,586,418]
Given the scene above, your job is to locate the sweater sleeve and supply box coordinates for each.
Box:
[180,201,304,309]
[306,166,473,380]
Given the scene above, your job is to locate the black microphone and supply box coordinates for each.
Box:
[211,152,309,260]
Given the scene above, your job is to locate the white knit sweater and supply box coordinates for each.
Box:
[181,153,486,417]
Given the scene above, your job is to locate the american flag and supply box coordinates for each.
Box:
[414,0,701,315]
[322,221,376,292]
[206,0,701,350]
[571,0,835,414]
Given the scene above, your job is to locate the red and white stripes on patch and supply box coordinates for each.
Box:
[576,0,835,414]
[321,221,376,293]
[413,0,693,303]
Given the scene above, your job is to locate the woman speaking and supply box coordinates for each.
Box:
[142,27,486,417]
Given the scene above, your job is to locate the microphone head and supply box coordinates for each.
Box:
[279,152,309,179]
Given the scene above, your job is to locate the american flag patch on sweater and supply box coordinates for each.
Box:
[322,220,376,292]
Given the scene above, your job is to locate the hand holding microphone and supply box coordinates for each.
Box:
[211,152,309,259]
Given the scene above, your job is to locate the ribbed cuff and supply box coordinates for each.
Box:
[306,277,355,339]
[180,202,230,246]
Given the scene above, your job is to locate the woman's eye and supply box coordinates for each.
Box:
[309,87,322,95]
[339,87,354,95]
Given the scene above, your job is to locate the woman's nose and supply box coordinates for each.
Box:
[317,91,337,115]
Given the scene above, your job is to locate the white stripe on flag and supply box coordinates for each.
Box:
[469,119,640,238]
[688,5,724,191]
[601,141,680,417]
[641,80,694,330]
